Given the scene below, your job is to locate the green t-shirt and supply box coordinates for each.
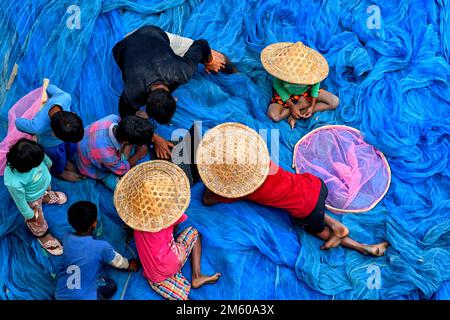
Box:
[273,77,320,102]
[4,155,52,219]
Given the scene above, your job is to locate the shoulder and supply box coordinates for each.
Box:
[3,167,21,187]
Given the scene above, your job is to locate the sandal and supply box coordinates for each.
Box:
[38,237,63,256]
[43,191,67,205]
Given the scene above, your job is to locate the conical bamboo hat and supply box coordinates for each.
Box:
[261,41,329,85]
[196,123,270,198]
[114,160,190,232]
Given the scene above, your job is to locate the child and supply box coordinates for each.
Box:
[4,138,67,255]
[75,115,154,191]
[55,201,140,300]
[114,161,220,300]
[198,123,389,256]
[15,84,85,181]
[261,41,339,128]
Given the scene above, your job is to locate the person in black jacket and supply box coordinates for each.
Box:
[113,25,233,159]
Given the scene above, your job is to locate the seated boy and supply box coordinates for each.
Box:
[114,161,220,300]
[15,84,85,181]
[76,115,154,191]
[55,201,140,300]
[198,123,388,256]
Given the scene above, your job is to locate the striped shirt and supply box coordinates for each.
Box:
[76,115,130,180]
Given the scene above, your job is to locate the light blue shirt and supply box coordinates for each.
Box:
[4,155,53,219]
[15,85,72,148]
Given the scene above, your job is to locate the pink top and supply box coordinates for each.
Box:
[134,214,188,283]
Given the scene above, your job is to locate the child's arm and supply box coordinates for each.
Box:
[6,185,35,220]
[273,78,291,102]
[46,84,71,106]
[103,152,131,177]
[309,82,320,108]
[15,110,48,135]
[102,242,140,272]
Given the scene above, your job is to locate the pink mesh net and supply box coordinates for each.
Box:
[0,87,44,175]
[293,125,391,213]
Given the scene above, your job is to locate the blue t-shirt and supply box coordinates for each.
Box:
[15,84,72,148]
[55,234,116,300]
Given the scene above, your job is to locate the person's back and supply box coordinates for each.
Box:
[113,26,194,107]
[55,201,139,300]
[56,234,115,300]
[113,25,212,119]
[244,161,322,218]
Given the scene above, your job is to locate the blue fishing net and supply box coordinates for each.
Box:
[0,0,449,300]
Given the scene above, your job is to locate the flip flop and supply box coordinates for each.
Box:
[38,237,63,256]
[43,191,67,205]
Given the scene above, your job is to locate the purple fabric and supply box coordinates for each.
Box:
[0,87,44,175]
[293,125,390,213]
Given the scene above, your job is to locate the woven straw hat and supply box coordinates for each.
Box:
[114,160,190,232]
[196,122,270,198]
[261,41,329,85]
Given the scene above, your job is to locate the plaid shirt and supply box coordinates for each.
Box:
[76,115,130,180]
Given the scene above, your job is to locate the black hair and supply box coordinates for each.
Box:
[6,138,45,173]
[50,111,84,143]
[145,89,176,124]
[115,115,154,145]
[68,201,98,233]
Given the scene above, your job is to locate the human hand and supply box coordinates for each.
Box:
[299,105,314,119]
[205,50,226,74]
[288,100,302,119]
[152,134,174,160]
[122,144,133,158]
[127,259,141,272]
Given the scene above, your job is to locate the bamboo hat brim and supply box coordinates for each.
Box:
[113,160,190,232]
[261,41,329,85]
[196,122,270,198]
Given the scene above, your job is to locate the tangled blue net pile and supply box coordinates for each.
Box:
[0,0,449,300]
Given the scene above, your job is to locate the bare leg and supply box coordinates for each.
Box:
[313,90,339,112]
[190,234,221,288]
[267,103,291,123]
[311,227,389,257]
[58,170,86,182]
[321,214,349,249]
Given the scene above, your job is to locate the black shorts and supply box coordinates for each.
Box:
[293,180,328,234]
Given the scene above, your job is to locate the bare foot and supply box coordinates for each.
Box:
[287,116,297,129]
[363,242,389,257]
[59,170,86,182]
[192,273,221,289]
[321,224,349,250]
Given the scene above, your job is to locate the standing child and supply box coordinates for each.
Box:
[198,123,389,256]
[15,84,85,181]
[261,41,339,128]
[55,201,140,300]
[114,161,220,300]
[4,138,67,255]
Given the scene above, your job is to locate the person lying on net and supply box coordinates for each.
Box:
[198,123,389,257]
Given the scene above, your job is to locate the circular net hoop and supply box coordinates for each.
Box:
[114,160,190,232]
[293,125,391,214]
